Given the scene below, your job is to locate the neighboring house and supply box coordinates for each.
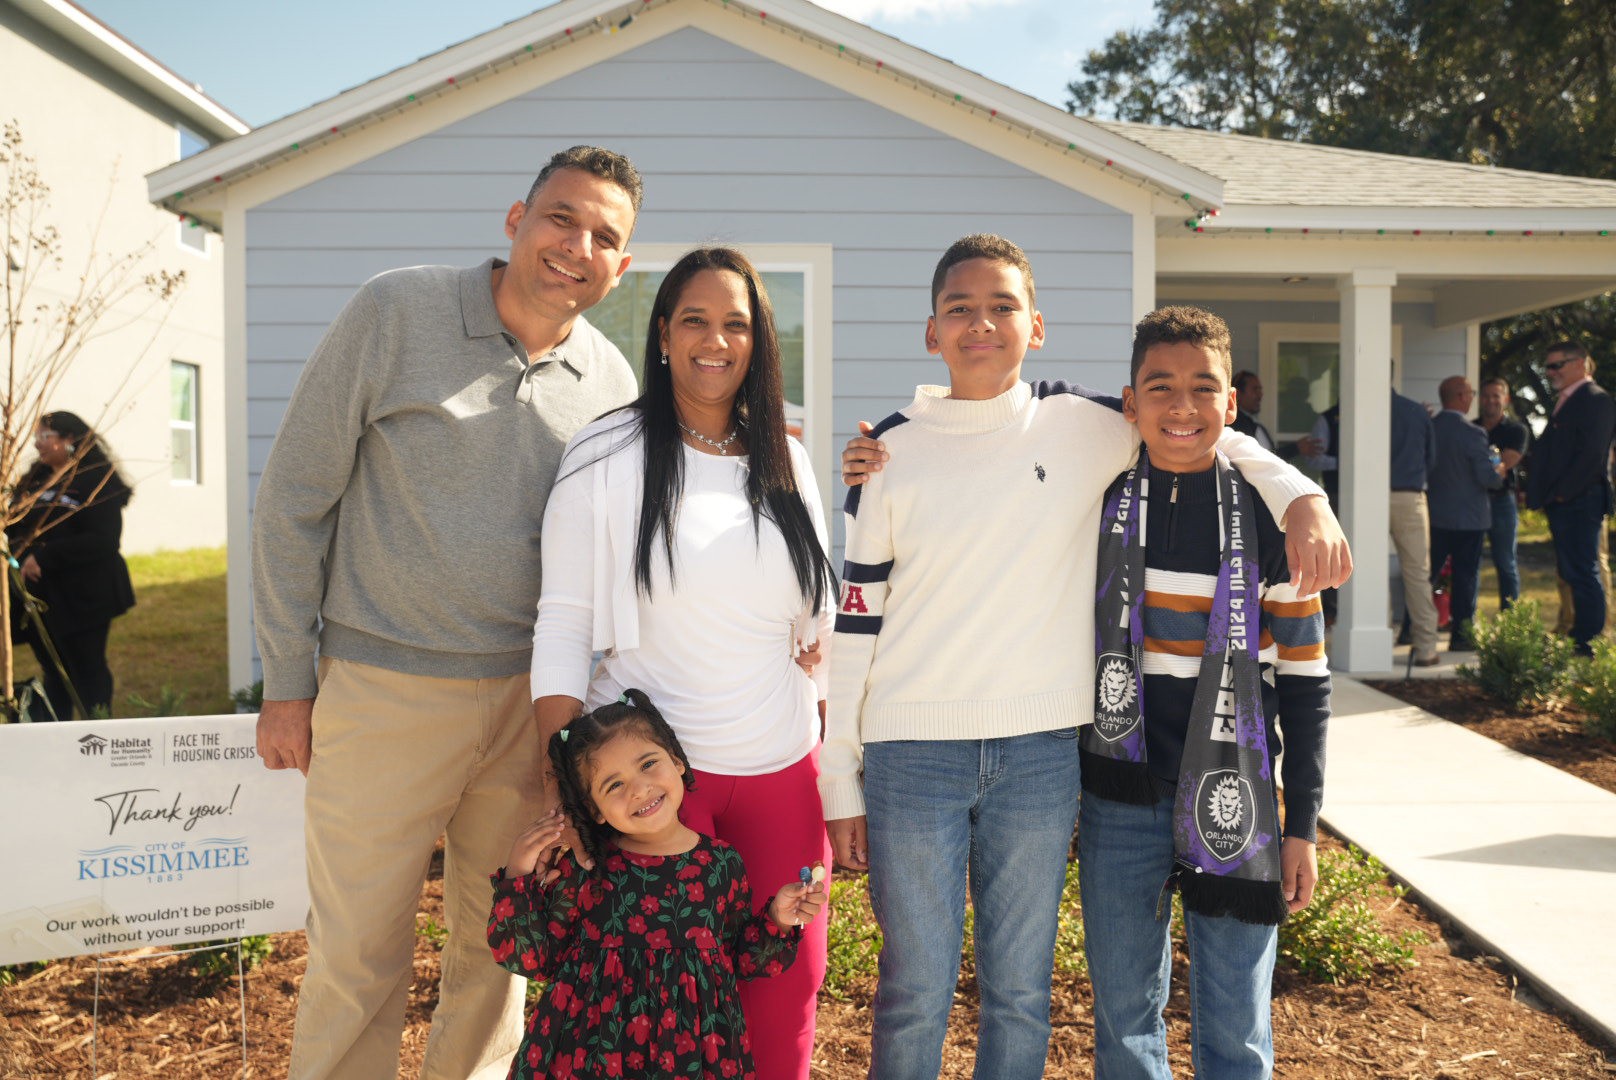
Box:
[144,0,1616,682]
[2,0,247,552]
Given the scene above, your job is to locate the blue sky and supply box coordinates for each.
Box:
[77,0,1157,128]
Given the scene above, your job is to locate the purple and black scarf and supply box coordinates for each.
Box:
[1084,449,1288,925]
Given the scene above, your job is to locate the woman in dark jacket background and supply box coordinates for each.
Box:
[9,410,135,720]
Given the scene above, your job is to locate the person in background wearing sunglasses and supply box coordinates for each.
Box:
[1526,341,1616,654]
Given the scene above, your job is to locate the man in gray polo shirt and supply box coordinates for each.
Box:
[252,147,641,1080]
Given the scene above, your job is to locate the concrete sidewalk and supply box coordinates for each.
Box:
[1319,676,1616,1047]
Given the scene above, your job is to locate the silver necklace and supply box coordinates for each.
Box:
[678,421,740,456]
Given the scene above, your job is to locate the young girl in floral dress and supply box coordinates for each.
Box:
[488,689,827,1079]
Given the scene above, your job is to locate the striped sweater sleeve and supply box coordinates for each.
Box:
[1261,576,1330,842]
[821,464,895,822]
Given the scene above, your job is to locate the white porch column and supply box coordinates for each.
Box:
[1334,268,1397,673]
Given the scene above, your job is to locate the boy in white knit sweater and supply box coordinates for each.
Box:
[823,236,1329,1080]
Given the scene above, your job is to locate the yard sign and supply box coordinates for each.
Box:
[0,715,308,964]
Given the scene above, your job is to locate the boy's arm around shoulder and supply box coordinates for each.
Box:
[1217,426,1351,596]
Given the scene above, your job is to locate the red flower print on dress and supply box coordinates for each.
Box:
[685,881,705,902]
[605,1052,623,1076]
[492,938,515,964]
[677,862,702,880]
[628,914,646,934]
[645,928,671,948]
[521,948,538,971]
[685,925,717,949]
[703,1032,726,1063]
[640,894,661,915]
[674,1030,697,1055]
[494,896,516,921]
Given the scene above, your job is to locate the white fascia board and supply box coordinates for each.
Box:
[1210,203,1616,234]
[13,0,248,140]
[148,0,1224,211]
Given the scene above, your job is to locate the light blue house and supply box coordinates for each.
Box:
[147,0,1616,684]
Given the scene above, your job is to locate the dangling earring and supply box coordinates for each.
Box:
[660,351,669,366]
[63,443,75,454]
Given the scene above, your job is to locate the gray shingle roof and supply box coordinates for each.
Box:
[1093,120,1616,209]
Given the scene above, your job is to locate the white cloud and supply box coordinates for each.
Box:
[809,0,1024,23]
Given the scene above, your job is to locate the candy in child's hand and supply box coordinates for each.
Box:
[798,866,813,885]
[809,861,826,884]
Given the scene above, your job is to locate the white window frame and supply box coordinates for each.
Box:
[613,243,834,516]
[171,360,200,486]
[174,126,211,257]
[1258,322,1403,442]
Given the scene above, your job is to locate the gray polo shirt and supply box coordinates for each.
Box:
[252,258,639,700]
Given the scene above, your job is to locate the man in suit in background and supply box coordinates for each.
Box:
[1528,341,1616,654]
[1231,371,1275,450]
[1429,377,1503,652]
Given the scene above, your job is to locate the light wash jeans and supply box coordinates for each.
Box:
[863,730,1082,1080]
[1079,793,1278,1080]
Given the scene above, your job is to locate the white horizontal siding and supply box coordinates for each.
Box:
[245,26,1137,566]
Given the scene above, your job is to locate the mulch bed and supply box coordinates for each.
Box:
[5,831,1613,1079]
[1364,678,1616,797]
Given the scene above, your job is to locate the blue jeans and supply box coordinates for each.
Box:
[1486,491,1520,608]
[1547,489,1608,652]
[1079,794,1278,1080]
[863,731,1082,1080]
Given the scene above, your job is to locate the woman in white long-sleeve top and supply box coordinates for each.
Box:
[531,246,837,1080]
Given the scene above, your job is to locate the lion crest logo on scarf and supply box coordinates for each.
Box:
[1193,768,1257,862]
[1092,653,1140,742]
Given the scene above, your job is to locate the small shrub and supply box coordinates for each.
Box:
[1053,860,1087,975]
[127,685,188,718]
[1568,639,1616,741]
[175,935,274,979]
[416,914,449,949]
[1279,845,1426,983]
[0,960,49,986]
[823,875,881,999]
[1458,601,1573,709]
[232,680,265,712]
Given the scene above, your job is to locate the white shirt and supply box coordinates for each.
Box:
[534,413,833,776]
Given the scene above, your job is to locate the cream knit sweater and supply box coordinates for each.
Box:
[820,381,1320,821]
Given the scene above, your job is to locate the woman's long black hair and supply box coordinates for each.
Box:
[547,688,697,871]
[623,247,836,612]
[16,410,131,503]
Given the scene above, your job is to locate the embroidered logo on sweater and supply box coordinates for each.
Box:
[1194,769,1257,862]
[1092,654,1140,741]
[1035,463,1046,482]
[840,584,868,614]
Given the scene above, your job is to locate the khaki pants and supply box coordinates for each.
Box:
[288,658,543,1080]
[1390,491,1440,659]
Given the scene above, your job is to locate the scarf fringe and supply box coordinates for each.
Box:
[1178,868,1289,926]
[1080,750,1159,806]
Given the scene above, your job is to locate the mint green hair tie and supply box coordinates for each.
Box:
[558,728,570,742]
[617,693,631,705]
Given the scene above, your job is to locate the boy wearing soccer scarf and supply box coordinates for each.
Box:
[1082,306,1330,1080]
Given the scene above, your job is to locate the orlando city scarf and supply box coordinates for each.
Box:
[1084,449,1288,925]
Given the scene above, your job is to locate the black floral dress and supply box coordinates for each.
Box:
[487,834,801,1080]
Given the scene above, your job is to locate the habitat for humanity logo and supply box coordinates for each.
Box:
[75,734,154,767]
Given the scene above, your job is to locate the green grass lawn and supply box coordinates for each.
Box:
[8,546,230,718]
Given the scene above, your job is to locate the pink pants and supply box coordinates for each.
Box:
[679,748,830,1080]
